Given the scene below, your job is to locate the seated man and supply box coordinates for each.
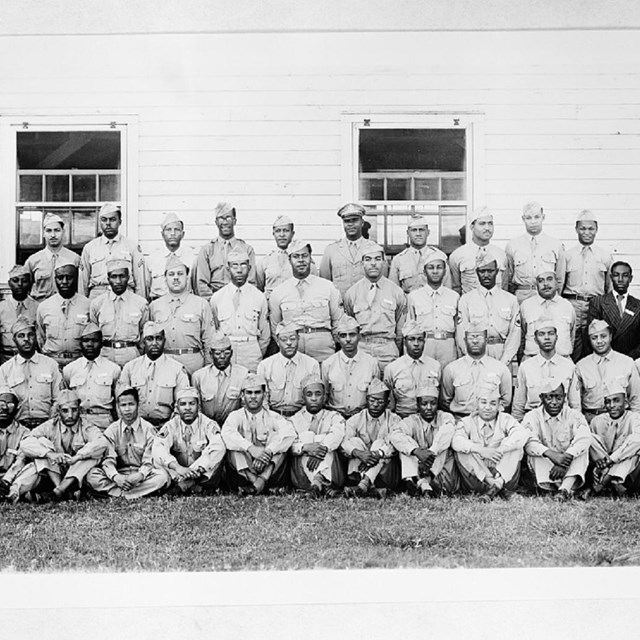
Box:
[588,381,640,497]
[5,390,106,503]
[523,378,591,499]
[0,387,29,496]
[289,374,346,497]
[341,379,400,497]
[153,387,226,495]
[86,387,171,500]
[222,374,296,495]
[390,384,458,497]
[452,383,529,498]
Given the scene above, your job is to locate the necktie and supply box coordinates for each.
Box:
[596,356,607,382]
[481,421,493,446]
[349,241,357,261]
[617,294,625,317]
[531,236,537,252]
[249,414,257,442]
[16,301,26,317]
[284,360,294,399]
[183,423,192,446]
[233,288,241,311]
[309,414,320,434]
[475,246,487,268]
[366,282,377,307]
[223,240,231,265]
[277,250,288,269]
[61,299,69,318]
[297,279,305,299]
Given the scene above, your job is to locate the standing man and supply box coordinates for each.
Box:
[0,266,38,365]
[192,333,249,426]
[79,202,146,300]
[505,201,565,303]
[36,260,90,368]
[449,207,508,295]
[319,203,386,296]
[62,323,121,431]
[195,202,257,300]
[587,261,640,359]
[561,210,612,360]
[25,212,80,302]
[456,255,520,367]
[89,259,149,367]
[149,254,214,375]
[389,215,452,293]
[343,243,407,370]
[269,240,344,363]
[407,250,460,368]
[145,212,197,300]
[520,270,576,359]
[210,249,270,374]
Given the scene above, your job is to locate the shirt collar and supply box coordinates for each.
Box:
[122,418,142,432]
[16,353,38,365]
[339,350,360,364]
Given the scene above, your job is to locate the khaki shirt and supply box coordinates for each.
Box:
[25,247,81,302]
[89,289,149,343]
[520,294,576,358]
[256,248,318,300]
[561,243,612,297]
[145,245,198,300]
[192,363,249,425]
[505,232,566,292]
[389,245,453,293]
[0,296,39,362]
[452,413,529,454]
[99,418,157,479]
[383,354,441,417]
[342,408,399,457]
[523,405,591,457]
[590,410,640,462]
[289,407,345,455]
[36,293,91,361]
[448,242,508,295]
[0,421,29,473]
[407,285,459,334]
[19,417,105,459]
[390,411,456,457]
[221,407,296,453]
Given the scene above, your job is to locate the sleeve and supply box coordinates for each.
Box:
[439,364,455,411]
[268,290,283,336]
[627,364,640,413]
[505,243,516,294]
[328,284,345,331]
[35,306,46,350]
[246,244,257,288]
[395,290,408,347]
[221,413,253,452]
[451,420,480,454]
[131,245,147,300]
[257,297,271,355]
[116,363,132,396]
[455,296,469,356]
[265,416,296,455]
[566,369,582,411]
[193,422,226,477]
[78,247,91,297]
[498,364,513,410]
[430,417,456,454]
[341,415,362,456]
[89,298,99,326]
[512,366,527,421]
[382,364,396,412]
[342,288,355,318]
[497,416,530,452]
[100,429,119,480]
[318,247,332,281]
[319,413,346,451]
[138,432,156,479]
[195,244,214,300]
[388,257,401,287]
[174,365,191,398]
[501,301,522,365]
[200,301,215,366]
[52,365,65,399]
[449,252,462,295]
[152,424,178,469]
[19,432,57,459]
[565,416,592,457]
[255,256,266,292]
[75,426,109,459]
[522,413,547,457]
[389,419,419,455]
[555,243,567,293]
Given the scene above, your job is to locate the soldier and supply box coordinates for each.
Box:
[343,243,407,370]
[5,390,106,503]
[449,207,508,295]
[89,258,149,367]
[523,378,591,499]
[0,265,38,365]
[210,249,270,374]
[222,373,296,495]
[0,387,29,496]
[512,315,580,421]
[289,374,346,497]
[24,212,81,303]
[389,214,452,293]
[452,383,529,498]
[575,319,640,423]
[505,201,566,303]
[269,240,344,363]
[319,203,387,296]
[62,323,121,431]
[390,383,459,497]
[407,250,459,368]
[118,322,190,429]
[455,255,520,367]
[149,254,214,375]
[520,270,576,360]
[192,333,249,426]
[588,381,640,497]
[153,387,226,495]
[195,202,257,300]
[79,202,146,300]
[320,316,380,419]
[341,379,401,497]
[257,322,320,418]
[440,321,512,418]
[145,211,198,300]
[86,387,171,499]
[0,318,63,429]
[36,260,90,368]
[383,321,441,418]
[561,210,613,361]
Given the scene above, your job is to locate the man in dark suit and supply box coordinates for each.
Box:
[586,261,640,360]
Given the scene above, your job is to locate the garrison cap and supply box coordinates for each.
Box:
[522,201,543,216]
[424,249,448,266]
[301,373,325,391]
[466,320,489,334]
[367,378,389,396]
[160,212,182,229]
[53,257,78,273]
[272,215,294,228]
[470,206,493,224]
[476,382,500,400]
[534,315,556,332]
[402,320,426,338]
[0,386,19,403]
[57,389,80,407]
[416,383,440,399]
[99,202,121,217]
[538,378,565,395]
[176,387,200,402]
[227,249,250,264]
[11,317,35,335]
[407,214,428,229]
[337,203,366,219]
[210,332,232,350]
[476,254,498,269]
[164,253,189,273]
[335,316,360,333]
[286,239,312,256]
[275,321,299,337]
[361,243,385,259]
[535,269,556,279]
[588,319,610,336]
[576,209,597,224]
[106,258,130,274]
[8,265,29,278]
[603,380,626,398]
[80,322,102,338]
[43,212,64,228]
[142,321,165,338]
[214,202,235,219]
[242,373,266,391]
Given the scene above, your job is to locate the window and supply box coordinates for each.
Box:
[343,115,482,256]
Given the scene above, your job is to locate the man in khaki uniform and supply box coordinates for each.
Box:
[0,387,29,496]
[79,202,146,300]
[0,265,38,364]
[153,387,226,494]
[222,373,296,495]
[449,207,508,295]
[25,212,81,302]
[257,322,320,418]
[505,201,566,303]
[89,258,149,367]
[390,383,459,496]
[343,243,407,370]
[407,250,459,368]
[210,249,270,373]
[195,202,257,299]
[319,203,387,296]
[192,333,249,426]
[342,379,400,497]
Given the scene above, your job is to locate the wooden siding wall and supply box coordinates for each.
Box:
[1,30,639,282]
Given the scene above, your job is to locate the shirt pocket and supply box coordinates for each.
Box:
[7,372,25,388]
[307,299,329,322]
[131,375,147,389]
[90,256,107,281]
[540,250,557,268]
[69,373,88,388]
[280,301,300,322]
[227,385,242,400]
[35,372,53,386]
[380,298,396,322]
[94,373,113,401]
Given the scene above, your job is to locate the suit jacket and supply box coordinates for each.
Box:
[586,292,640,360]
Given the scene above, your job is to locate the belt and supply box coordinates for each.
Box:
[103,340,138,349]
[298,327,330,334]
[20,417,45,429]
[54,351,80,359]
[486,337,506,345]
[82,408,113,415]
[585,407,607,415]
[273,407,298,418]
[425,331,454,340]
[164,348,200,355]
[228,336,255,343]
[515,285,537,291]
[563,294,594,302]
[361,335,391,344]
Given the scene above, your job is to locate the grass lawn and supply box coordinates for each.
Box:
[2,492,640,572]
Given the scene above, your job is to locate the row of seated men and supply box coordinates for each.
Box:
[0,313,638,502]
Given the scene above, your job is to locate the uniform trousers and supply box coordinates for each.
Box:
[297,331,335,363]
[424,337,457,369]
[10,457,99,498]
[344,436,399,489]
[399,449,459,494]
[290,451,345,489]
[86,465,170,499]
[527,451,589,491]
[455,449,522,494]
[225,451,288,489]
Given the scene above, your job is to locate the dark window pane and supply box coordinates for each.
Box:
[99,174,120,201]
[442,177,466,200]
[45,175,69,202]
[415,178,440,200]
[439,206,467,255]
[359,178,384,200]
[387,178,411,200]
[72,208,99,244]
[19,175,43,202]
[72,175,97,202]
